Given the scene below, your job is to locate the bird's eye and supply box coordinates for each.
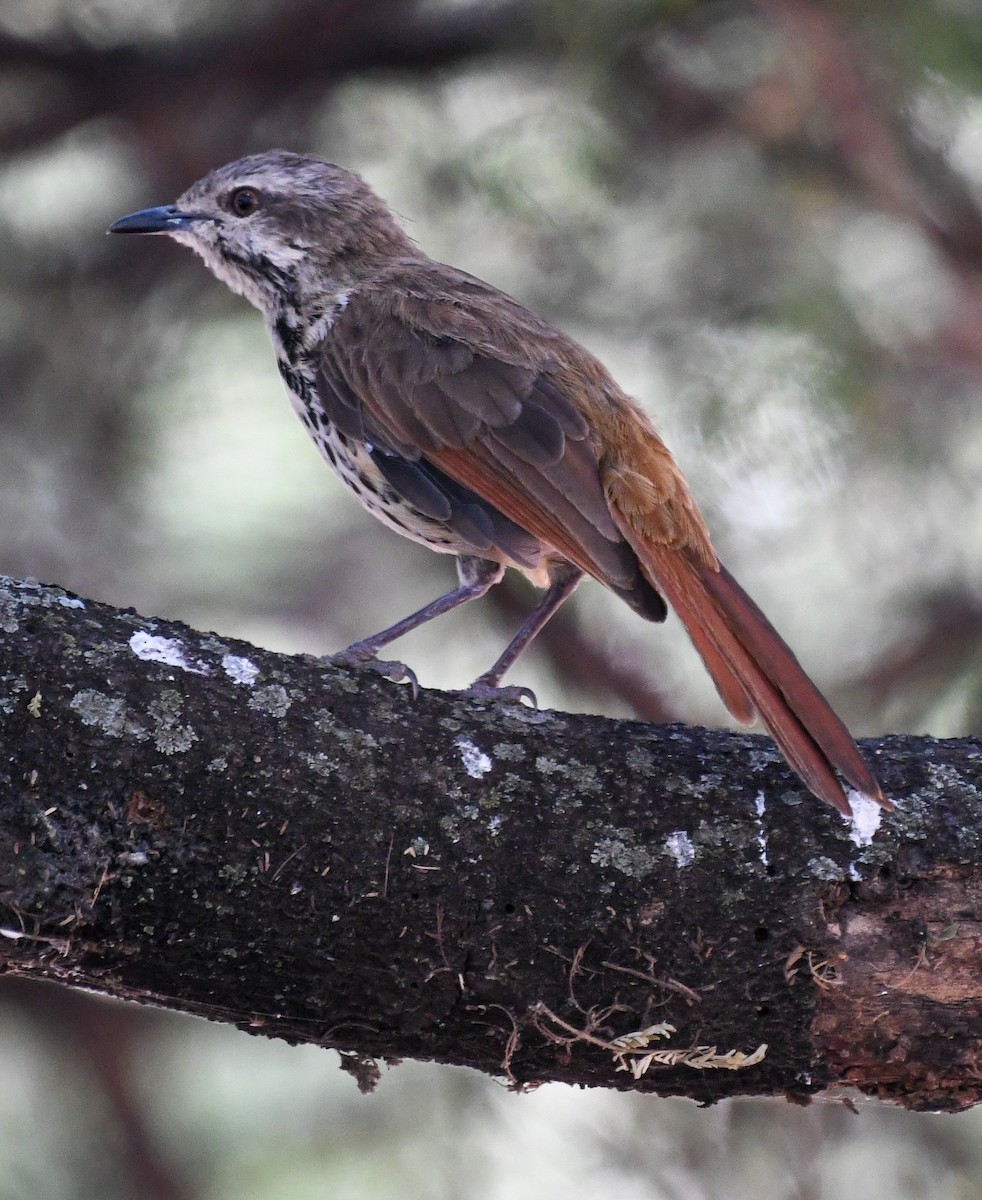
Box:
[227,187,262,217]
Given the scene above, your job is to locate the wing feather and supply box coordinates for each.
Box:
[316,275,665,615]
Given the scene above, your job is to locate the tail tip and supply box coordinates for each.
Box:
[842,786,893,846]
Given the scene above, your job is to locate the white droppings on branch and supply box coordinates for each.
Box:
[457,737,492,778]
[754,792,769,866]
[847,792,883,848]
[129,631,210,675]
[665,830,696,869]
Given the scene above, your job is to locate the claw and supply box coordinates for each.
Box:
[456,680,538,707]
[325,648,420,698]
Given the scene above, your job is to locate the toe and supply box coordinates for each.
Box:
[457,680,538,707]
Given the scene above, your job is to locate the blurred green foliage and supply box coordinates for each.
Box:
[3,0,982,1196]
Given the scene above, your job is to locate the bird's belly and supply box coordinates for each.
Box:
[277,361,546,570]
[273,364,454,551]
[313,423,470,556]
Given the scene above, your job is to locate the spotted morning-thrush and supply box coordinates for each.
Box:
[109,150,887,816]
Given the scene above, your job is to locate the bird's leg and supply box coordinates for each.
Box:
[328,555,505,691]
[461,563,584,705]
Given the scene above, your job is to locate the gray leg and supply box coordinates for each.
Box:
[464,563,584,700]
[331,555,505,681]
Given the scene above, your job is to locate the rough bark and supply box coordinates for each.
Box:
[0,574,979,1112]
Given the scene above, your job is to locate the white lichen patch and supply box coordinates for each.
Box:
[247,684,291,717]
[747,746,781,772]
[456,737,492,778]
[129,631,210,675]
[665,830,696,869]
[848,792,883,848]
[222,653,259,686]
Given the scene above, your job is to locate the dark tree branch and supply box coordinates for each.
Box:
[0,575,978,1111]
[0,0,533,162]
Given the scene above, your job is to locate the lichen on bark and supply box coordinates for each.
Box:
[1,574,980,1110]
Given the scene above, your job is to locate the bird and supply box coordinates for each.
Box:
[108,149,888,816]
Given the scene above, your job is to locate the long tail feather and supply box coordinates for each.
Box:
[633,542,887,815]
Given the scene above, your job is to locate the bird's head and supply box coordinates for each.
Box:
[108,150,412,311]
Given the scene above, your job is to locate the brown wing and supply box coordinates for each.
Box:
[317,269,666,620]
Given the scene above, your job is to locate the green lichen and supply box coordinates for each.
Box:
[248,684,292,718]
[439,804,480,843]
[69,689,146,740]
[146,691,198,754]
[0,597,20,633]
[625,745,654,773]
[299,751,340,779]
[218,863,250,886]
[0,676,30,715]
[591,828,659,878]
[534,756,599,799]
[533,755,564,776]
[491,742,526,763]
[807,856,847,881]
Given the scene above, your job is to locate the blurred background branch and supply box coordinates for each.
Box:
[4,0,982,1195]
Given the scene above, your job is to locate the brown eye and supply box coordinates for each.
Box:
[228,187,262,217]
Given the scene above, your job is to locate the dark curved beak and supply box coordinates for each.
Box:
[107,204,213,235]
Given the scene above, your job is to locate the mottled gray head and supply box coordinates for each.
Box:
[109,150,412,311]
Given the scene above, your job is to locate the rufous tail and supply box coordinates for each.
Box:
[632,544,888,816]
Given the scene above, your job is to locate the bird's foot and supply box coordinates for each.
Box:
[325,645,419,697]
[455,678,538,707]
